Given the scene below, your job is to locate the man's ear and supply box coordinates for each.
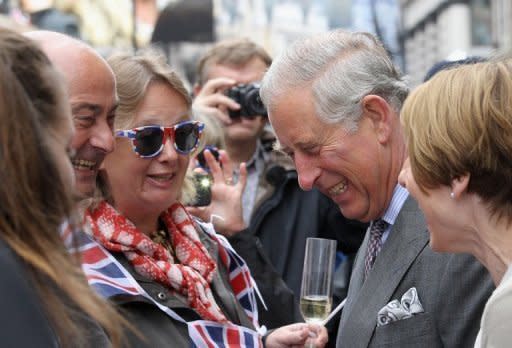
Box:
[192,83,202,97]
[361,94,393,144]
[451,174,470,199]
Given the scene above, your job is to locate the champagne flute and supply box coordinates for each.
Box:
[300,238,337,347]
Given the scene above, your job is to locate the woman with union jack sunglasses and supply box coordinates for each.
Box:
[82,50,325,348]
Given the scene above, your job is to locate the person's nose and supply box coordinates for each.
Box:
[158,136,179,163]
[295,153,320,191]
[398,158,410,188]
[90,122,115,154]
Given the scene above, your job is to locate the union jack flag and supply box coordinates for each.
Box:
[188,320,262,348]
[63,219,265,347]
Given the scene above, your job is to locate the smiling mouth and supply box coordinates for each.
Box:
[328,180,348,196]
[72,159,96,171]
[148,173,174,182]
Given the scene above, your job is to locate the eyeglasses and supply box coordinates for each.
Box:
[116,120,204,158]
[196,145,220,172]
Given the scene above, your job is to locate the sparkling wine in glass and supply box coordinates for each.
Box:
[300,237,337,326]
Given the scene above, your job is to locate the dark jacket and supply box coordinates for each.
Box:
[110,224,258,348]
[0,238,59,347]
[0,238,109,348]
[228,131,367,329]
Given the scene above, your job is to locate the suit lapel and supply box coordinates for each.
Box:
[338,197,429,347]
[340,224,370,322]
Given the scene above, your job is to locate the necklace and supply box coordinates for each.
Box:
[149,228,176,260]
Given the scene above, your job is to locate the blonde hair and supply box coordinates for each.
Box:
[194,113,226,151]
[107,48,195,203]
[401,58,512,222]
[107,49,191,129]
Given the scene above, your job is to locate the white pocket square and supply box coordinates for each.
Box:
[377,287,424,327]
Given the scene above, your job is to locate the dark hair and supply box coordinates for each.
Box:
[0,28,126,347]
[423,56,487,82]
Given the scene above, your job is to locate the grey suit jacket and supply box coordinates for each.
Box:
[336,196,494,348]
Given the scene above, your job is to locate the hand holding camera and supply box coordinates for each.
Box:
[225,83,267,119]
[192,77,240,124]
[192,78,267,124]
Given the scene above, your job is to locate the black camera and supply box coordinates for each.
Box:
[226,83,267,118]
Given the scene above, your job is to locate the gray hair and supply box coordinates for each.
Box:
[260,30,409,132]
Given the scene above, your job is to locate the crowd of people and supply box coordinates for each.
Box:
[0,22,510,348]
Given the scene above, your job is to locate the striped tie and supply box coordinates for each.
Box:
[364,219,388,278]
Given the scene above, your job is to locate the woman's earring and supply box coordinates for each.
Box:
[450,192,455,199]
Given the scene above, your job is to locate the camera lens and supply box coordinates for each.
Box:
[244,86,267,117]
[226,83,267,118]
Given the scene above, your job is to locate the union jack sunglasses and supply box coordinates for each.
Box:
[116,120,204,158]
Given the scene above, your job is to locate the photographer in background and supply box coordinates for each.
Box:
[191,38,366,332]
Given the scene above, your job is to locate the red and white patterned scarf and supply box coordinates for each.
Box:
[87,200,229,323]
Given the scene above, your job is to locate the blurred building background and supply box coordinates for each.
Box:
[401,0,511,85]
[213,0,401,68]
[154,0,402,87]
[0,0,510,87]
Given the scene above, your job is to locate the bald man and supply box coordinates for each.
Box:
[26,31,116,197]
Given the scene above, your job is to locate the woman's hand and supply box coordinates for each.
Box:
[187,149,247,236]
[265,323,328,348]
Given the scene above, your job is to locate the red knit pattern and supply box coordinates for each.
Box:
[87,200,227,322]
